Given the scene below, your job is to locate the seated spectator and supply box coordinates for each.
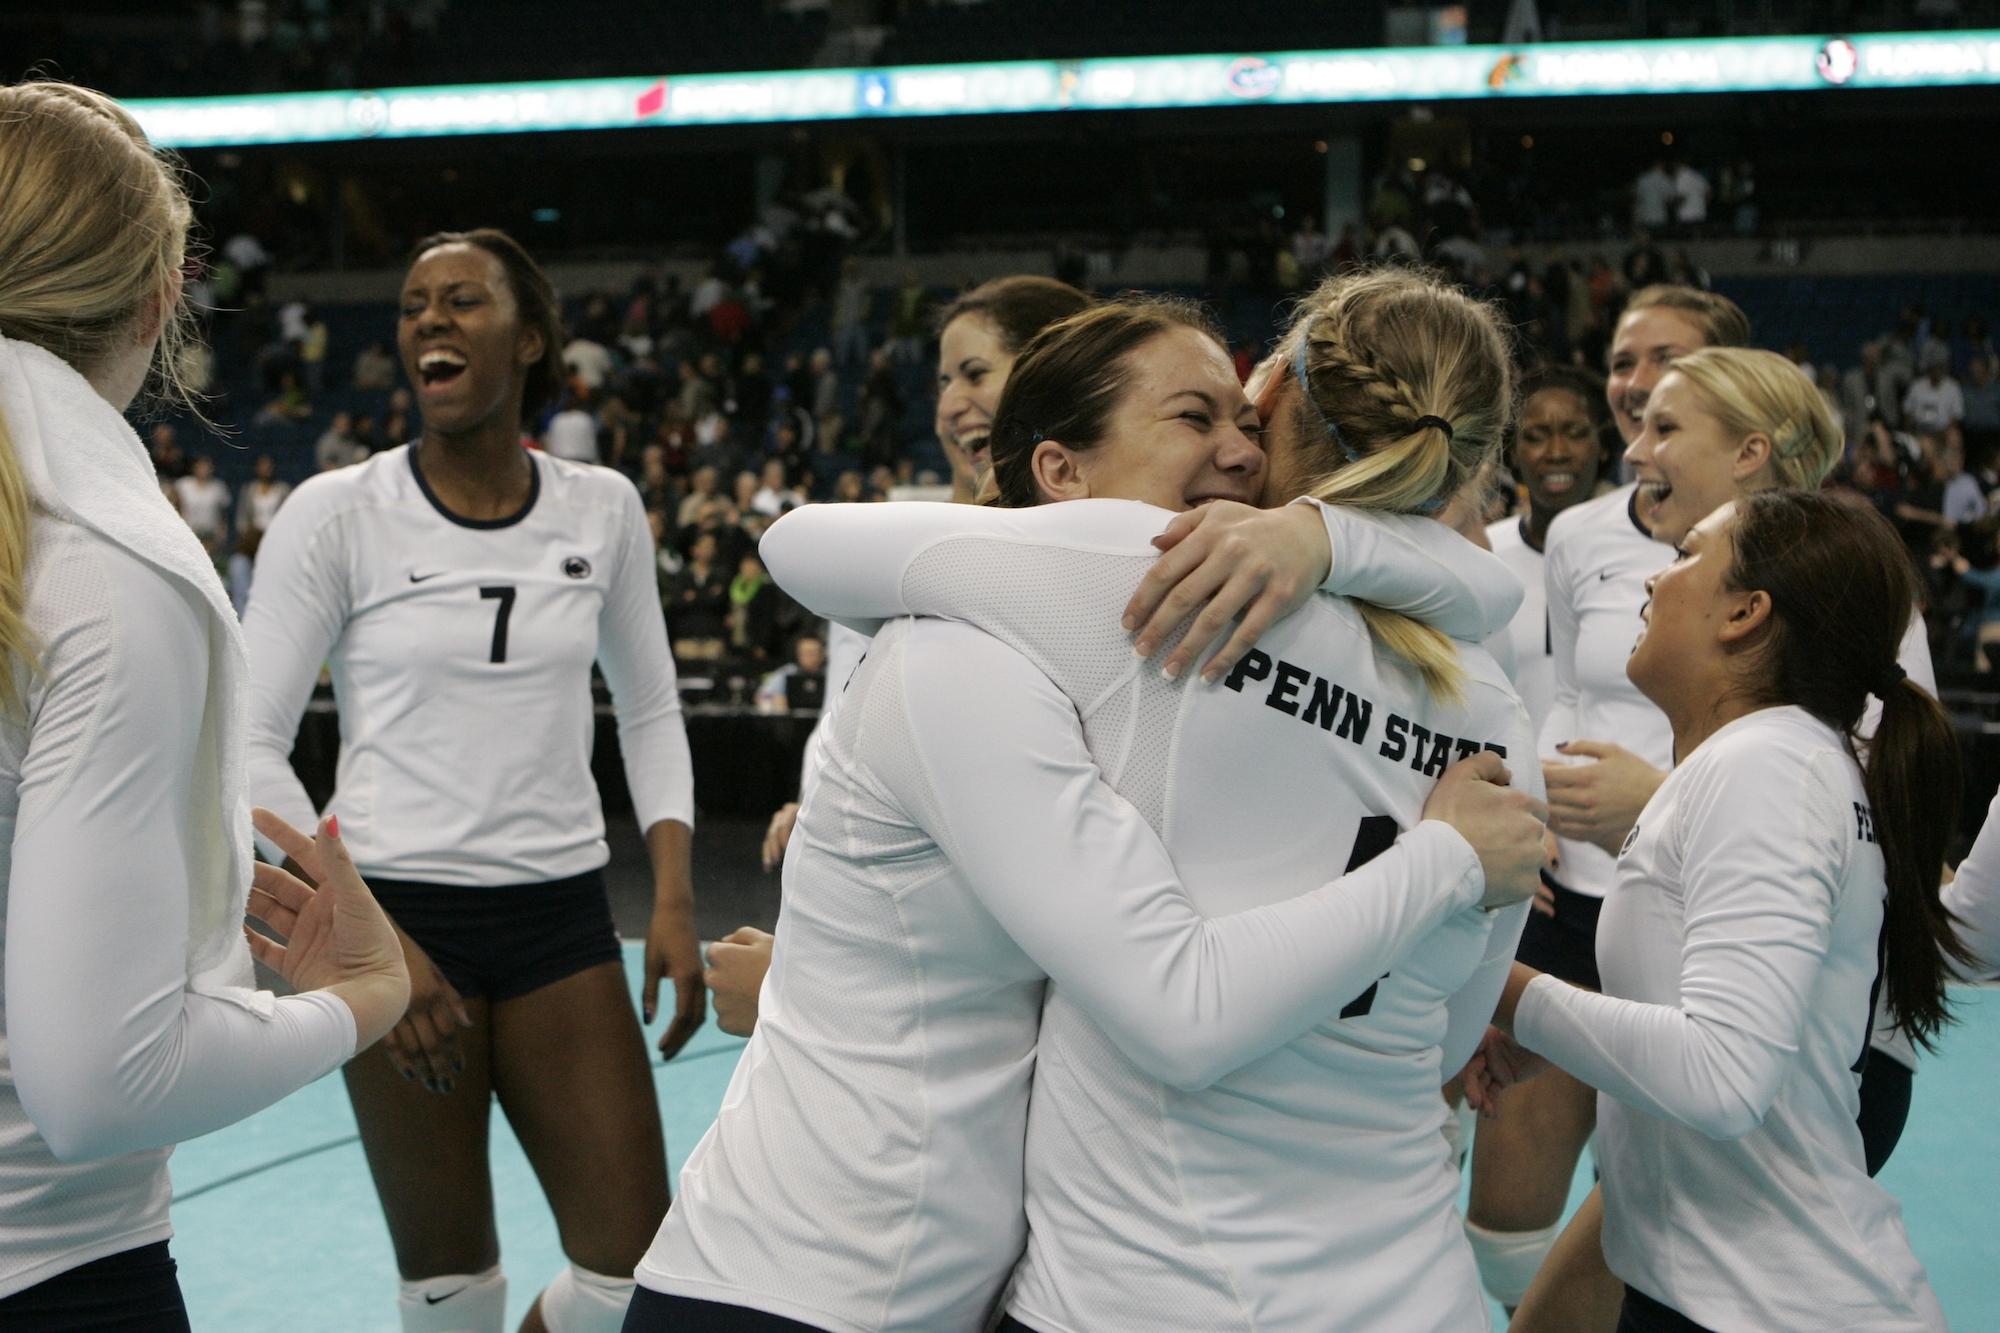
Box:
[228,526,263,618]
[808,346,840,436]
[733,350,773,441]
[1631,158,1675,231]
[315,410,362,471]
[1939,520,2000,669]
[731,468,760,517]
[749,459,804,518]
[238,453,292,535]
[753,633,827,715]
[856,347,903,467]
[176,337,213,396]
[629,443,672,513]
[831,258,872,366]
[174,455,232,555]
[645,505,681,584]
[727,553,788,667]
[352,340,398,391]
[1963,355,2000,434]
[832,470,866,503]
[887,272,928,363]
[254,370,312,426]
[149,422,189,481]
[299,306,329,394]
[542,393,600,463]
[1942,434,1989,527]
[563,332,613,391]
[678,464,722,530]
[1904,352,1965,436]
[669,531,730,662]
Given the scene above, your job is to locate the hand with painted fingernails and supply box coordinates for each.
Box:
[245,809,411,1056]
[1420,752,1550,912]
[1123,501,1331,685]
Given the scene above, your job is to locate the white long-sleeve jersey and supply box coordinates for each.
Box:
[1540,486,1937,1069]
[1,518,355,1298]
[1486,515,1555,734]
[1946,790,2000,979]
[1516,706,1944,1332]
[695,498,1539,1333]
[1538,484,1676,899]
[242,446,694,885]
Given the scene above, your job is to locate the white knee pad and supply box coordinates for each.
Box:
[397,1266,507,1333]
[539,1263,636,1333]
[1464,1219,1563,1309]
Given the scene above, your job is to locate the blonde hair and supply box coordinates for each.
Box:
[1622,284,1752,350]
[0,80,199,716]
[1282,267,1516,700]
[1668,346,1844,490]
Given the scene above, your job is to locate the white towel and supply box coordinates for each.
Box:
[0,333,271,1015]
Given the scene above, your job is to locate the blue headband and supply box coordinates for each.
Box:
[1292,333,1446,515]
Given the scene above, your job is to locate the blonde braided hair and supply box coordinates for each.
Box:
[1281,267,1517,700]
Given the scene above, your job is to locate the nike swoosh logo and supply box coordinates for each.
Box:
[424,1288,467,1305]
[1598,570,1619,581]
[408,571,444,583]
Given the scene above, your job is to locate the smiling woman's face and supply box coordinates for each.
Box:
[1623,369,1755,547]
[398,242,542,437]
[935,313,1013,485]
[1051,325,1268,511]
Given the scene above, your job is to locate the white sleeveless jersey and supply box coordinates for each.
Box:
[1486,515,1555,735]
[1517,707,1945,1331]
[243,445,694,885]
[727,499,1540,1332]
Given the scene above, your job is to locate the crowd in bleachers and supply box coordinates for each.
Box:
[151,204,2000,696]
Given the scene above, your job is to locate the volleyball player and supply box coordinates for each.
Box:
[713,274,1549,1331]
[244,230,700,1333]
[1485,491,1963,1332]
[1463,286,1752,1315]
[1507,346,1940,1331]
[0,79,408,1325]
[726,277,1096,1038]
[1486,366,1617,735]
[1944,792,2000,978]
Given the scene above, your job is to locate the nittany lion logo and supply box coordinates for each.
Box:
[563,556,591,580]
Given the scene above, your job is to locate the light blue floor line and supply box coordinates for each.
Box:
[169,951,1999,1331]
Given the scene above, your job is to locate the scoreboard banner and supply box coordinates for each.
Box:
[127,31,2000,149]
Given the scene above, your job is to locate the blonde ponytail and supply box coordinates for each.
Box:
[1283,268,1517,701]
[0,78,202,710]
[0,413,36,718]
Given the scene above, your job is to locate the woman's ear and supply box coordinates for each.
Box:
[516,324,547,369]
[1717,587,1774,645]
[137,266,185,344]
[1734,430,1774,483]
[1029,439,1091,502]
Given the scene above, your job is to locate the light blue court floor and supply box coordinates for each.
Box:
[174,947,2000,1330]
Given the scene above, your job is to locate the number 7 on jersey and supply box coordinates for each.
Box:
[480,585,516,663]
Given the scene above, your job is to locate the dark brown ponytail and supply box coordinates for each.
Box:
[1728,490,1972,1050]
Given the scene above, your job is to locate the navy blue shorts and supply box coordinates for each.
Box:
[1617,1284,1713,1332]
[622,1287,830,1331]
[368,868,622,1002]
[0,1241,189,1331]
[1515,872,1604,990]
[1857,1045,1915,1176]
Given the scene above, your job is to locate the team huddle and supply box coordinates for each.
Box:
[3,76,1999,1333]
